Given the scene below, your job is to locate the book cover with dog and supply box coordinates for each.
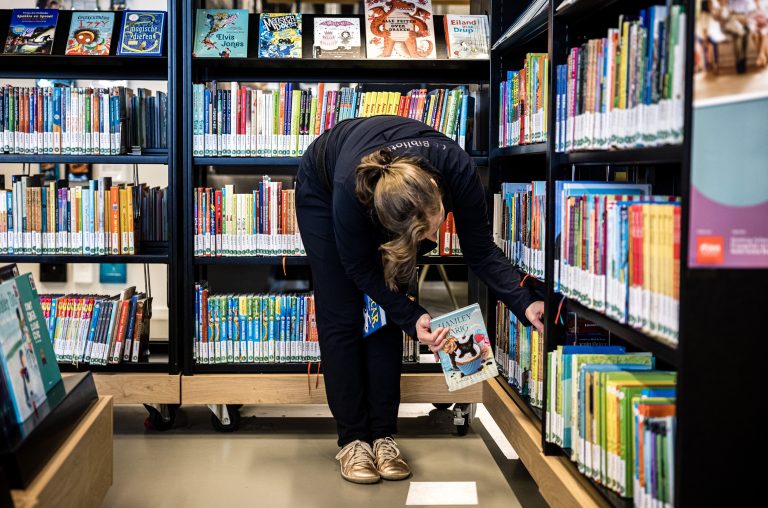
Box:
[431,303,498,392]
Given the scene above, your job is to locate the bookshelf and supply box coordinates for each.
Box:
[0,2,183,413]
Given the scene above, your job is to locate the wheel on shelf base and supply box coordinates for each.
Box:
[143,403,178,431]
[452,403,476,436]
[208,404,241,432]
[432,403,452,410]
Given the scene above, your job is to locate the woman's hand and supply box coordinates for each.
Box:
[416,313,450,358]
[525,301,545,335]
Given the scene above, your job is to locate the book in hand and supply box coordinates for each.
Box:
[116,11,165,57]
[65,12,115,56]
[258,13,302,58]
[313,17,363,59]
[3,9,59,55]
[364,0,436,60]
[431,303,498,392]
[363,294,387,337]
[443,14,490,60]
[194,9,249,58]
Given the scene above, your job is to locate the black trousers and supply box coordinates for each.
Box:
[296,160,403,447]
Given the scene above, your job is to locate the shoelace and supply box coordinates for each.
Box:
[336,441,375,467]
[374,437,400,462]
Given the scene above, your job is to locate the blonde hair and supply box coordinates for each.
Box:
[355,149,442,290]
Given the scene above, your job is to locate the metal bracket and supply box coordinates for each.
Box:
[453,403,477,426]
[207,404,231,425]
[146,403,173,423]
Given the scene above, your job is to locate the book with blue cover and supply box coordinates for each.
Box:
[3,9,59,55]
[363,294,387,337]
[116,11,165,57]
[258,13,302,58]
[65,12,115,56]
[194,9,248,58]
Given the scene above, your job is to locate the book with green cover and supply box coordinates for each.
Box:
[194,9,249,58]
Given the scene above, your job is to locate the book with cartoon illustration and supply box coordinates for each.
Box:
[364,0,436,60]
[3,9,59,55]
[258,13,302,58]
[65,12,115,56]
[194,9,249,58]
[431,303,498,392]
[116,10,165,57]
[363,294,387,337]
[313,17,363,59]
[444,14,490,60]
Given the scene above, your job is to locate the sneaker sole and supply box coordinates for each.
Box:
[341,473,381,484]
[380,471,412,481]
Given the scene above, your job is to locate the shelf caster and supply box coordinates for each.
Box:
[432,403,452,410]
[143,403,178,431]
[453,403,476,436]
[208,404,241,432]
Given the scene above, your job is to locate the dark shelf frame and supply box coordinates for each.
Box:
[0,154,169,165]
[192,255,469,266]
[497,375,543,423]
[563,145,684,166]
[492,143,547,157]
[0,254,170,264]
[192,362,441,375]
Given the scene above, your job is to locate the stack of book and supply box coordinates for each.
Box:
[0,177,167,256]
[193,178,303,257]
[424,212,462,257]
[554,4,686,152]
[0,85,168,155]
[498,53,549,147]
[495,301,544,408]
[546,344,676,503]
[555,182,680,344]
[194,283,319,364]
[192,82,475,157]
[493,182,546,280]
[41,287,152,366]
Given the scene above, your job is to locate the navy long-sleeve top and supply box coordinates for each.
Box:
[310,115,536,337]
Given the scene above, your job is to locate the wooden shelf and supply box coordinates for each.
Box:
[0,254,170,264]
[182,373,481,405]
[492,143,547,157]
[58,362,171,374]
[0,154,169,165]
[62,372,180,405]
[10,396,113,508]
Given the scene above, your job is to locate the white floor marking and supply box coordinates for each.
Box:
[405,481,479,506]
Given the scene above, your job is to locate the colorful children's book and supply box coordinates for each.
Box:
[364,0,436,60]
[116,11,165,57]
[3,9,59,55]
[431,303,498,392]
[363,294,387,337]
[443,14,490,59]
[313,17,362,59]
[258,13,302,58]
[65,12,115,56]
[194,9,249,58]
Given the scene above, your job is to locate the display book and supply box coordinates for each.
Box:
[191,81,475,157]
[2,9,58,55]
[554,3,686,153]
[0,268,62,426]
[116,10,165,57]
[64,11,115,56]
[193,9,249,58]
[443,15,490,60]
[554,181,681,344]
[40,286,152,366]
[0,176,168,256]
[194,178,303,258]
[259,13,302,59]
[0,84,169,155]
[313,17,362,59]
[546,343,676,505]
[431,303,497,392]
[498,53,549,147]
[363,0,436,60]
[492,182,546,280]
[424,212,462,257]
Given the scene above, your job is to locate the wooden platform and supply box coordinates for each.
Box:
[62,373,181,405]
[182,373,483,404]
[11,397,113,508]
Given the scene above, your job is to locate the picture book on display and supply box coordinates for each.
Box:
[444,15,490,60]
[116,11,165,57]
[364,0,436,60]
[363,294,386,337]
[194,9,249,58]
[313,17,362,59]
[3,9,59,55]
[65,12,115,56]
[431,303,498,392]
[258,13,302,58]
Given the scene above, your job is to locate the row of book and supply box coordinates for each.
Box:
[3,9,164,56]
[425,212,463,257]
[41,287,152,366]
[0,85,168,155]
[495,301,544,408]
[555,182,680,344]
[546,344,675,504]
[194,284,319,364]
[493,182,546,280]
[194,179,303,257]
[192,82,475,157]
[0,176,167,256]
[498,53,549,147]
[554,4,686,152]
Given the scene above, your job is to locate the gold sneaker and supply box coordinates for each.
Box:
[335,440,380,484]
[373,437,411,480]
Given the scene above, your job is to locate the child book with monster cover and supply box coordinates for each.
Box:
[313,17,363,59]
[363,294,387,337]
[364,0,436,60]
[3,9,58,55]
[258,13,302,58]
[116,11,165,57]
[443,14,490,60]
[194,9,249,58]
[65,11,115,56]
[431,303,498,392]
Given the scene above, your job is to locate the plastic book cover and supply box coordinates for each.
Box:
[444,14,489,60]
[258,13,302,59]
[364,0,436,60]
[363,294,387,337]
[431,303,497,392]
[3,9,59,55]
[313,17,362,59]
[116,11,165,57]
[65,12,115,56]
[194,9,249,58]
[0,277,47,424]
